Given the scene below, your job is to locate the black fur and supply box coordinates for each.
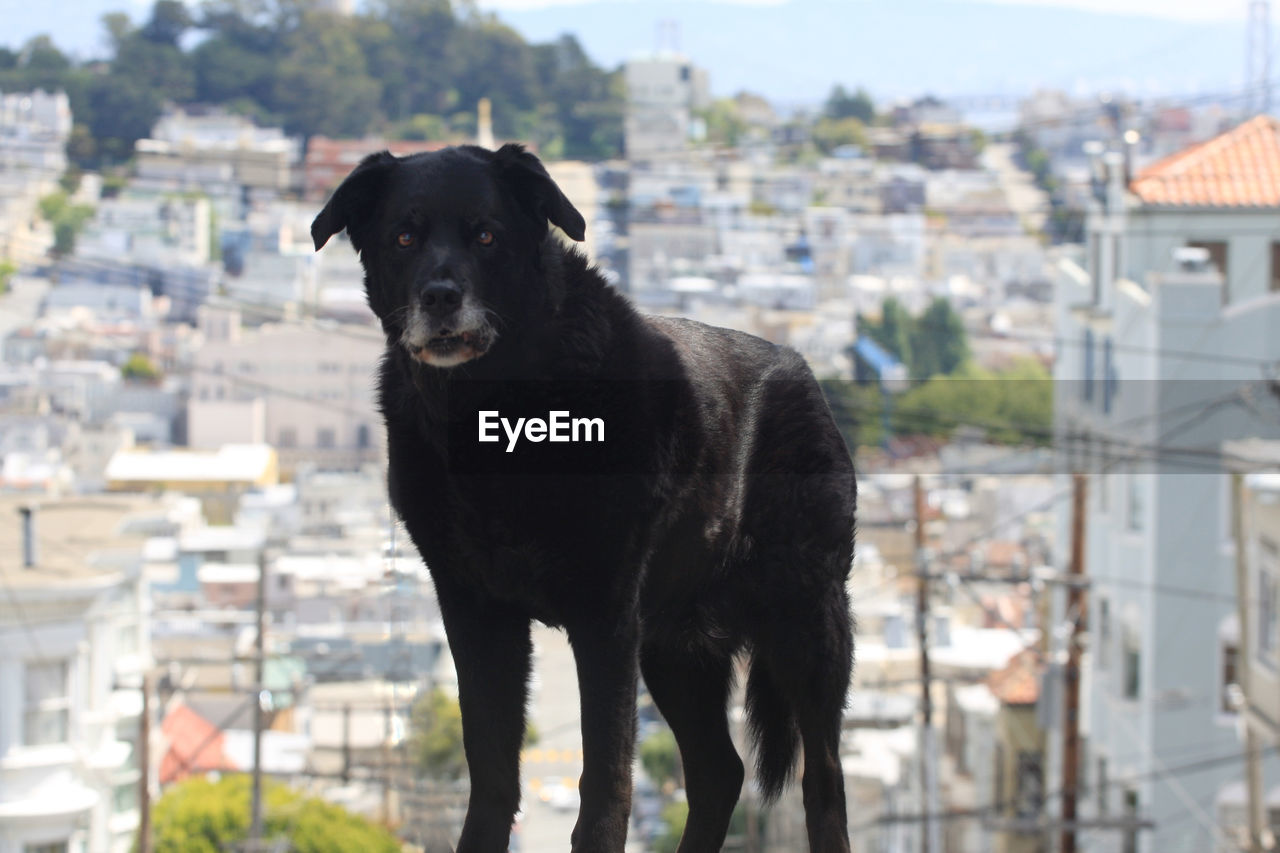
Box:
[313,144,856,853]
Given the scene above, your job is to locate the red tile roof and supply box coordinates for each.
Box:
[987,648,1041,706]
[160,702,238,784]
[1130,115,1280,207]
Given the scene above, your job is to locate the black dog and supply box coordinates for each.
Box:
[312,144,855,853]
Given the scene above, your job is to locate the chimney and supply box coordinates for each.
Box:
[1122,129,1141,187]
[477,98,495,151]
[18,505,36,568]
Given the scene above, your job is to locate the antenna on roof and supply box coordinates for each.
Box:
[1248,0,1272,116]
[655,18,680,55]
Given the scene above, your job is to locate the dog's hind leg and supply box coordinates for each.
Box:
[640,641,744,852]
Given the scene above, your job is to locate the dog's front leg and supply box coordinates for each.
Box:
[566,610,639,852]
[433,573,531,853]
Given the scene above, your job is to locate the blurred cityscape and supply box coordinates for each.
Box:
[1,2,1280,852]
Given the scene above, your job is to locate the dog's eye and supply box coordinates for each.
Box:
[476,230,495,247]
[396,231,415,248]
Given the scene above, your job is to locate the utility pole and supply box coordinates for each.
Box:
[914,475,941,853]
[248,548,268,851]
[138,670,153,853]
[342,703,352,783]
[1233,472,1268,853]
[1060,474,1088,853]
[382,703,393,826]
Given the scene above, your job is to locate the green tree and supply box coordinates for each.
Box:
[812,116,868,155]
[140,0,192,45]
[369,0,461,120]
[389,112,452,141]
[909,297,970,381]
[697,97,748,147]
[0,259,16,295]
[272,10,383,137]
[38,191,94,257]
[410,687,467,781]
[652,801,689,853]
[149,775,400,853]
[823,84,875,123]
[639,728,680,790]
[448,17,539,136]
[9,0,629,167]
[856,296,913,369]
[122,352,161,382]
[14,36,72,91]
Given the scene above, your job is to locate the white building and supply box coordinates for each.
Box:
[189,309,384,473]
[133,107,300,199]
[0,90,71,178]
[0,90,70,263]
[1052,116,1280,853]
[76,192,212,268]
[0,495,157,853]
[624,53,710,160]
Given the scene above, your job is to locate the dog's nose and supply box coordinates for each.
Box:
[422,281,463,318]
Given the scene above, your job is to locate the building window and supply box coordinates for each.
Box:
[1102,336,1116,414]
[113,781,139,814]
[116,622,139,658]
[1187,240,1228,303]
[1083,329,1095,402]
[994,742,1005,808]
[1260,537,1279,666]
[356,424,370,450]
[1221,639,1239,713]
[1122,789,1140,853]
[1089,233,1101,303]
[1097,755,1109,815]
[1097,598,1112,671]
[1123,626,1141,700]
[1271,242,1280,292]
[278,428,296,449]
[1014,751,1045,818]
[317,427,336,449]
[1126,471,1143,533]
[23,843,69,853]
[24,660,70,746]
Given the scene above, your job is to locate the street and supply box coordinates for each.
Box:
[515,625,647,853]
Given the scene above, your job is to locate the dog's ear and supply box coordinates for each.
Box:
[311,150,398,252]
[493,143,586,242]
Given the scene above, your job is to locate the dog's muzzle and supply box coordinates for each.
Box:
[400,298,495,368]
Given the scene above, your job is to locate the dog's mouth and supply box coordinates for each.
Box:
[410,329,492,367]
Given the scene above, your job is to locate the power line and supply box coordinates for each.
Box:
[852,742,1280,834]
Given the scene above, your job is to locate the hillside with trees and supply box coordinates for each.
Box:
[0,0,626,169]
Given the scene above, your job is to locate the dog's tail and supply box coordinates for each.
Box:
[745,656,800,803]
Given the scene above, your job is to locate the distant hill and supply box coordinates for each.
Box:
[493,0,1247,107]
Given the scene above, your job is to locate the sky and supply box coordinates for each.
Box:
[471,0,1248,22]
[0,0,1250,56]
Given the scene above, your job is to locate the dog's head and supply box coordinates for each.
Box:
[311,144,585,368]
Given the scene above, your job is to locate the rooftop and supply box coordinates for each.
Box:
[0,493,161,590]
[1130,115,1280,208]
[106,443,276,485]
[987,647,1041,706]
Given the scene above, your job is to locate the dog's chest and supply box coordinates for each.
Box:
[390,406,659,618]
